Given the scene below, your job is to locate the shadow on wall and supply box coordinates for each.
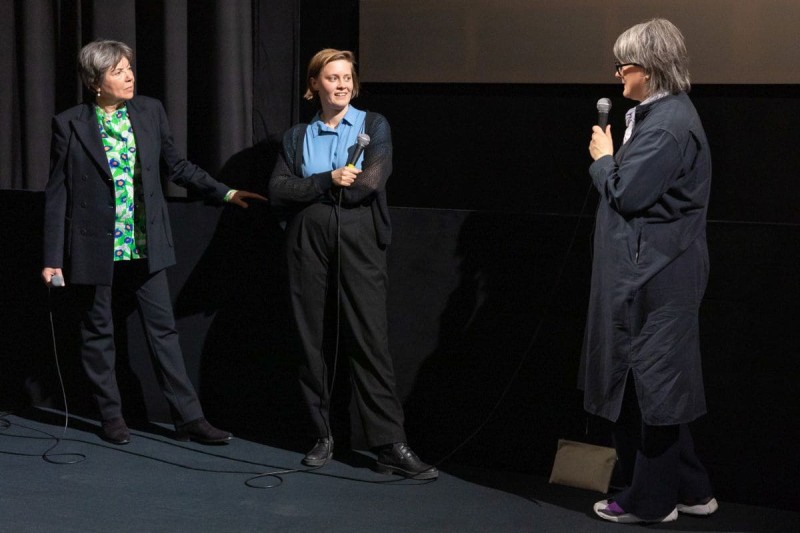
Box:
[0,191,94,417]
[392,209,597,475]
[172,140,310,451]
[3,184,800,511]
[0,190,171,422]
[0,142,308,447]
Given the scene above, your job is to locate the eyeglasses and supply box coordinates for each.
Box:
[614,62,643,75]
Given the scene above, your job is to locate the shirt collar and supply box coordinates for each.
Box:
[310,105,361,137]
[641,91,670,105]
[625,91,670,127]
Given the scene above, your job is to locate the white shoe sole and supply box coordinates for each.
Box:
[594,500,678,523]
[677,497,719,515]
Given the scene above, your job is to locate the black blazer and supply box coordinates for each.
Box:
[43,95,230,285]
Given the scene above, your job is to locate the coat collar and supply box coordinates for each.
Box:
[616,92,684,161]
[125,97,155,170]
[71,103,112,179]
[69,97,156,179]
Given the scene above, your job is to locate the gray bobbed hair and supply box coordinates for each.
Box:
[613,18,691,95]
[78,39,134,90]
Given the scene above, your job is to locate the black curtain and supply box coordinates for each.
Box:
[254,0,300,143]
[0,0,301,420]
[0,0,258,194]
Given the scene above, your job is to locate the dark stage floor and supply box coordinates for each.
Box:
[1,408,797,532]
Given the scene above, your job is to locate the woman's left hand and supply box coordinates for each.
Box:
[589,125,614,161]
[228,190,268,208]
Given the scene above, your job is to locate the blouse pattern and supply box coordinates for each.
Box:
[95,106,147,260]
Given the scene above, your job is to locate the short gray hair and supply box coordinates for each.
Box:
[613,18,690,95]
[78,39,134,90]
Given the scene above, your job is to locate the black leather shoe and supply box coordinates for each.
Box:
[175,418,233,444]
[101,417,131,445]
[302,437,334,466]
[375,443,438,480]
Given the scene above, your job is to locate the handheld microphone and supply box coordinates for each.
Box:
[51,274,65,287]
[597,98,612,129]
[346,133,370,168]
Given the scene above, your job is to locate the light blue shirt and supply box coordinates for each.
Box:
[302,105,367,178]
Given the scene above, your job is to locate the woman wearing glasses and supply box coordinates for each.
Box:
[581,19,717,524]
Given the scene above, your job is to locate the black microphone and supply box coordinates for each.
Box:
[597,98,612,129]
[346,133,370,168]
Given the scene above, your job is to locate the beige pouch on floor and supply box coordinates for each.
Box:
[548,438,617,493]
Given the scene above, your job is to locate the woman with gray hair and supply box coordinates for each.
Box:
[42,39,264,445]
[581,19,717,523]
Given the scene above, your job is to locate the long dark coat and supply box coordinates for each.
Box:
[579,92,712,425]
[43,95,230,285]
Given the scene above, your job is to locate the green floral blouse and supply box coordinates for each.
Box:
[95,106,147,260]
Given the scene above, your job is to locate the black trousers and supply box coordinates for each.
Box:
[74,260,203,425]
[286,202,406,448]
[612,376,713,520]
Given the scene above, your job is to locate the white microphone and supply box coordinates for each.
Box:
[597,98,612,129]
[51,274,65,287]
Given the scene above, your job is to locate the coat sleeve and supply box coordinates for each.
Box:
[268,126,333,205]
[43,115,69,268]
[268,114,393,207]
[590,128,683,217]
[155,100,230,201]
[337,113,392,206]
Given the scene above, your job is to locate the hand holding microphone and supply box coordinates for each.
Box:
[332,166,361,187]
[333,133,371,187]
[42,267,65,288]
[589,98,614,161]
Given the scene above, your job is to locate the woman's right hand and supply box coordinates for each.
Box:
[332,165,361,187]
[589,125,614,161]
[42,267,64,287]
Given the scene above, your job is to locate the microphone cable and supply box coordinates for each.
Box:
[0,285,279,479]
[243,179,346,489]
[5,267,422,489]
[247,133,402,489]
[245,184,434,489]
[0,414,434,489]
[43,284,86,464]
[2,285,89,465]
[0,416,286,477]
